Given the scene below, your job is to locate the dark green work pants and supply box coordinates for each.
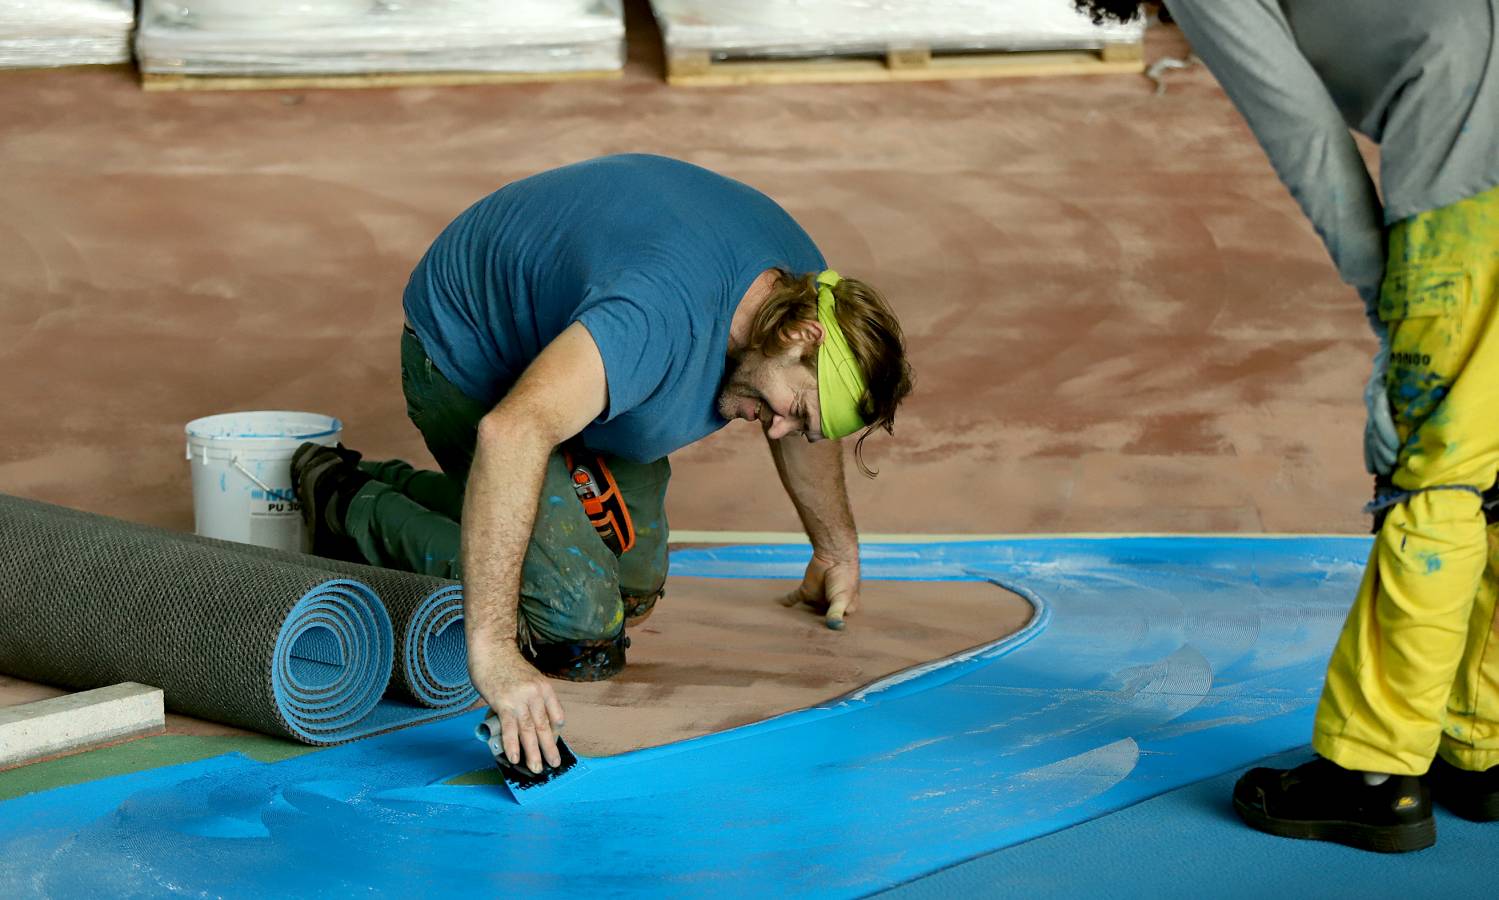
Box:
[342,328,670,644]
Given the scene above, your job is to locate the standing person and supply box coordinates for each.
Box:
[1076,1,1499,851]
[292,154,914,776]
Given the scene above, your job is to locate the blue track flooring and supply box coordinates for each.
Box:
[2,537,1487,897]
[880,749,1498,899]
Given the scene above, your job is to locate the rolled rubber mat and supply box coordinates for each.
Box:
[177,534,475,711]
[0,494,472,743]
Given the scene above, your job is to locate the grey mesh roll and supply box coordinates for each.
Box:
[0,494,471,743]
[186,537,475,711]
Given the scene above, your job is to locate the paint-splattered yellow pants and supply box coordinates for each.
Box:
[1313,184,1499,776]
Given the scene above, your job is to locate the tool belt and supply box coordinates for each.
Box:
[561,441,635,556]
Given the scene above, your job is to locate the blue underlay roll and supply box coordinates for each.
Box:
[0,494,473,744]
[399,583,474,709]
[202,542,478,713]
[270,579,393,743]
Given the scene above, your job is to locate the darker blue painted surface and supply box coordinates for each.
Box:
[879,749,1498,899]
[0,537,1374,897]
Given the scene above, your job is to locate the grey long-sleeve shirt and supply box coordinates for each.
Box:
[1166,0,1499,306]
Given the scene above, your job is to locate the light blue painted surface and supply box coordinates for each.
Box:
[0,537,1372,897]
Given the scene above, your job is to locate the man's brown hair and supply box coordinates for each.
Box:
[748,270,914,475]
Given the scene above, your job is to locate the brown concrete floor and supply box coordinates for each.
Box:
[0,577,1030,758]
[554,577,1031,754]
[0,11,1377,757]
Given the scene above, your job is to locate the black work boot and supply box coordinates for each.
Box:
[290,442,370,561]
[1429,754,1499,822]
[524,631,630,682]
[1232,757,1435,853]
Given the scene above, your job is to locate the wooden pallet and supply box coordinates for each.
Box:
[666,40,1143,87]
[140,67,621,93]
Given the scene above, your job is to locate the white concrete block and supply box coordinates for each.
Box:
[0,682,165,768]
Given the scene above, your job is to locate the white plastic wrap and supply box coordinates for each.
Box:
[651,0,1144,58]
[0,0,134,68]
[135,0,624,77]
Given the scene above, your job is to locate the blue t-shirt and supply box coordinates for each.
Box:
[403,154,826,463]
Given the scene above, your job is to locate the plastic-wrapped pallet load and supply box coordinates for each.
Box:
[0,0,135,69]
[652,0,1144,57]
[135,0,625,79]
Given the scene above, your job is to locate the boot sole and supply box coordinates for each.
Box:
[1233,797,1436,853]
[1435,791,1499,823]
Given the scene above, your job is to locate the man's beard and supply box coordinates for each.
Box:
[716,361,762,422]
[716,384,752,420]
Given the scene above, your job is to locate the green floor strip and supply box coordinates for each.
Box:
[0,734,319,802]
[444,768,502,787]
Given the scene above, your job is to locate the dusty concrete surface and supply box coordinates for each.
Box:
[0,20,1379,539]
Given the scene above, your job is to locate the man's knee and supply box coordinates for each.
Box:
[517,585,629,683]
[515,552,629,681]
[519,541,625,642]
[618,535,668,623]
[492,450,684,679]
[615,456,670,625]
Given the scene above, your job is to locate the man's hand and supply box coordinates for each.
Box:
[468,644,565,774]
[780,553,861,630]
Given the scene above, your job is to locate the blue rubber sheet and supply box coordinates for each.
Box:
[0,537,1373,897]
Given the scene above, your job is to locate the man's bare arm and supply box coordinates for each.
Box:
[768,436,861,629]
[463,322,608,773]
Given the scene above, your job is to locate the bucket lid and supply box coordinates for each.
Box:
[185,411,342,447]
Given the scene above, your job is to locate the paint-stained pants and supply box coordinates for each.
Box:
[342,328,671,645]
[1313,185,1499,775]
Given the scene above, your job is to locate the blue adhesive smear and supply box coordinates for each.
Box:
[0,537,1371,898]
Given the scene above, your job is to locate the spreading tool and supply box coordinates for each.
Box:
[476,713,586,804]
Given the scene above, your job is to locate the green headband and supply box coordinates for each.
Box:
[814,269,870,440]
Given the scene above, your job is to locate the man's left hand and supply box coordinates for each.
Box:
[780,553,861,630]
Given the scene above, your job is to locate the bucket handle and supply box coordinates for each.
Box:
[185,444,295,501]
[229,456,282,498]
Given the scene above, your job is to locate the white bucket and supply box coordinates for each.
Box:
[185,411,343,551]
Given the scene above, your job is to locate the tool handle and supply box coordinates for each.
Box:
[474,712,578,790]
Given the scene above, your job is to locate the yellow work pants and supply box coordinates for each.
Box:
[1313,184,1499,775]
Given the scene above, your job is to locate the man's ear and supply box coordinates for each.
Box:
[777,319,825,350]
